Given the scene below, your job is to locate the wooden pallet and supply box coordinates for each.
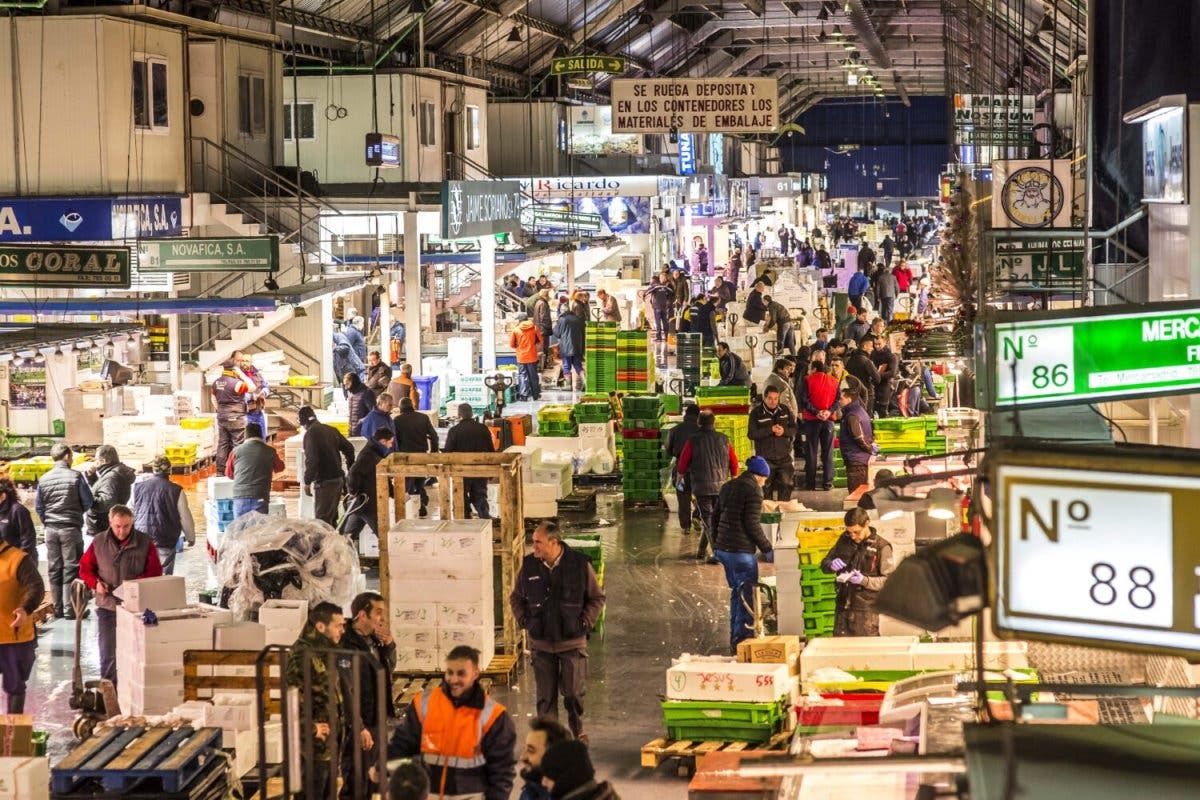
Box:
[640,730,792,775]
[623,498,667,509]
[51,726,224,794]
[392,652,522,700]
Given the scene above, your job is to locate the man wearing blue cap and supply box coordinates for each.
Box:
[711,457,774,651]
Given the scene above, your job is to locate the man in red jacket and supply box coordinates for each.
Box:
[801,361,840,491]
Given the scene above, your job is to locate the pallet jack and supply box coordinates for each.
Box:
[484,373,527,450]
[68,580,118,740]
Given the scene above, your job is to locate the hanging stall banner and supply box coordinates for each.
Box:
[983,300,1200,409]
[992,446,1200,656]
[611,78,779,133]
[993,234,1086,289]
[138,236,280,272]
[0,196,183,242]
[678,133,697,175]
[991,160,1073,229]
[441,180,523,239]
[0,244,130,288]
[518,176,660,199]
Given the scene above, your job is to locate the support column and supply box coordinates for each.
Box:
[480,235,497,371]
[566,248,576,297]
[378,281,392,362]
[167,307,181,392]
[320,296,335,385]
[403,212,423,369]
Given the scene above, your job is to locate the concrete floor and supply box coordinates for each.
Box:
[26,476,846,798]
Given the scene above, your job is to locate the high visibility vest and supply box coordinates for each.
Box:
[414,688,505,771]
[0,544,34,644]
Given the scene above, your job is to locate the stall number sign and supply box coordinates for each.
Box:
[994,236,1084,288]
[611,78,778,133]
[995,462,1200,654]
[990,302,1200,408]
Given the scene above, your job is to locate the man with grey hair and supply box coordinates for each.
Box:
[131,456,196,575]
[443,403,496,519]
[85,445,136,538]
[35,444,93,619]
[510,520,606,740]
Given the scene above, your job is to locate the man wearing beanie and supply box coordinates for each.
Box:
[131,456,195,575]
[539,740,619,800]
[711,457,774,651]
[298,405,357,527]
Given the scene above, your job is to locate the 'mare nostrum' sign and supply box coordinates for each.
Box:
[441,180,523,239]
[610,78,778,133]
[0,244,130,288]
[988,301,1200,408]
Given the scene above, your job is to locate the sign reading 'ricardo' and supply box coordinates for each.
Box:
[441,180,523,239]
[611,78,778,133]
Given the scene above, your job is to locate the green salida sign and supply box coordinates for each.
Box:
[0,244,129,288]
[551,55,626,76]
[987,301,1200,408]
[138,236,280,272]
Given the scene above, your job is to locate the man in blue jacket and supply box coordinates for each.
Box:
[553,305,586,395]
[847,266,871,312]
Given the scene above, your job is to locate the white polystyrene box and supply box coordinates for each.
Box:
[259,599,308,645]
[394,647,441,672]
[392,602,437,626]
[388,575,488,603]
[230,728,259,777]
[114,575,187,612]
[205,693,256,731]
[437,602,489,628]
[798,636,919,683]
[666,658,790,703]
[215,622,267,651]
[0,757,48,800]
[438,626,495,654]
[207,476,236,500]
[392,626,438,649]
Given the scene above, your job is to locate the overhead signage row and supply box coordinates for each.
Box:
[138,236,280,273]
[518,176,661,199]
[611,78,779,134]
[0,244,130,288]
[0,195,183,242]
[440,180,523,239]
[986,300,1200,409]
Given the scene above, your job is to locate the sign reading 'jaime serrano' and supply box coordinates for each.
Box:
[440,180,523,239]
[138,236,280,272]
[987,301,1200,408]
[0,244,130,288]
[610,78,778,133]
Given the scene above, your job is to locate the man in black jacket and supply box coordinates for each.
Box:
[345,429,395,540]
[747,387,797,501]
[85,446,136,537]
[845,336,882,415]
[742,279,768,325]
[870,329,899,417]
[132,457,195,575]
[820,507,894,637]
[299,405,357,527]
[665,404,701,534]
[392,398,439,517]
[339,591,397,800]
[510,521,605,739]
[443,403,496,519]
[677,411,739,562]
[716,342,751,387]
[712,458,773,651]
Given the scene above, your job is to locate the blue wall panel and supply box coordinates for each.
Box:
[786,144,947,198]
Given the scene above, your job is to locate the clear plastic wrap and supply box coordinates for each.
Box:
[216,512,361,620]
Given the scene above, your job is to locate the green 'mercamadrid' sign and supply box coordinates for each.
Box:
[138,236,280,272]
[551,55,626,76]
[994,235,1085,289]
[0,244,130,288]
[987,301,1200,408]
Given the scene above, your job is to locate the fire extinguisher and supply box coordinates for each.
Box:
[961,489,980,535]
[389,337,401,365]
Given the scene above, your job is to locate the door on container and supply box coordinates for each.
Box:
[445,110,463,178]
[188,41,221,193]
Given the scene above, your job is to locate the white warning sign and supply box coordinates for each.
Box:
[610,78,779,134]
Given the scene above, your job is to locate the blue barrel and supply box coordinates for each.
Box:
[413,376,438,411]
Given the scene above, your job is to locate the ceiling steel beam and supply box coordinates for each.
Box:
[440,0,529,53]
[843,0,913,106]
[570,0,634,46]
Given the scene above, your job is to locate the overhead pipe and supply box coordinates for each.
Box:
[843,0,912,106]
[288,11,425,73]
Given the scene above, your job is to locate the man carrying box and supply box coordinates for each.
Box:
[78,505,162,684]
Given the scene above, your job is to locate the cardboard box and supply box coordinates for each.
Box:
[0,718,32,758]
[392,602,437,626]
[0,757,48,800]
[215,622,267,651]
[114,575,187,613]
[436,602,489,627]
[666,659,790,703]
[736,636,801,665]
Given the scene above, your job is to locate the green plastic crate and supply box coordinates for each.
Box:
[666,722,779,743]
[804,598,837,615]
[662,699,784,726]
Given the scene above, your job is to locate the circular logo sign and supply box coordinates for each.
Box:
[1002,165,1064,228]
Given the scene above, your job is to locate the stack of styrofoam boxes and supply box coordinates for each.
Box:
[259,599,309,647]
[204,477,236,585]
[388,519,494,672]
[102,416,159,469]
[0,757,49,799]
[773,514,806,637]
[114,576,223,715]
[505,445,554,520]
[797,636,920,691]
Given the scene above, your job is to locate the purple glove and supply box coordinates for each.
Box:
[829,558,847,572]
[848,570,864,585]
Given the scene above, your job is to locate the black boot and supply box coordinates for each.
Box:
[52,584,64,619]
[7,694,24,714]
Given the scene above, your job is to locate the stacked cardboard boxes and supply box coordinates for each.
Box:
[388,519,495,672]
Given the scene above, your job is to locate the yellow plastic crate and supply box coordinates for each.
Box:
[179,417,214,430]
[796,528,843,550]
[329,421,350,436]
[164,444,198,465]
[287,375,319,387]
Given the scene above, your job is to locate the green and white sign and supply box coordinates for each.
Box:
[551,55,626,76]
[0,244,129,288]
[531,209,603,234]
[138,236,279,272]
[994,235,1085,289]
[989,301,1200,408]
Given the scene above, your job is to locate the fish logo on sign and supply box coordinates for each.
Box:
[59,212,84,233]
[447,184,464,238]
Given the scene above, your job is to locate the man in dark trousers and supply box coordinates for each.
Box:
[510,520,606,740]
[821,508,893,637]
[132,456,195,575]
[665,404,702,534]
[443,403,496,519]
[838,388,876,493]
[712,457,773,651]
[801,361,840,491]
[345,429,395,541]
[211,352,252,469]
[553,304,586,394]
[226,423,285,519]
[79,505,162,684]
[871,327,899,417]
[716,342,751,386]
[299,406,357,527]
[84,446,136,538]
[748,386,797,501]
[393,398,439,517]
[35,444,92,619]
[677,411,739,562]
[339,591,397,800]
[285,602,345,799]
[846,336,882,415]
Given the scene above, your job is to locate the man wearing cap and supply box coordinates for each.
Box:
[443,404,497,520]
[132,456,195,575]
[539,740,618,800]
[299,406,357,527]
[712,458,773,651]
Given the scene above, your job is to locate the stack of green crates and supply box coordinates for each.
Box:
[661,394,682,415]
[586,322,618,392]
[676,333,702,394]
[872,417,928,454]
[661,699,785,743]
[574,400,614,423]
[797,526,841,639]
[564,533,605,632]
[923,416,946,454]
[697,387,752,465]
[621,395,669,502]
[537,404,578,436]
[616,330,654,391]
[714,414,751,465]
[831,450,847,489]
